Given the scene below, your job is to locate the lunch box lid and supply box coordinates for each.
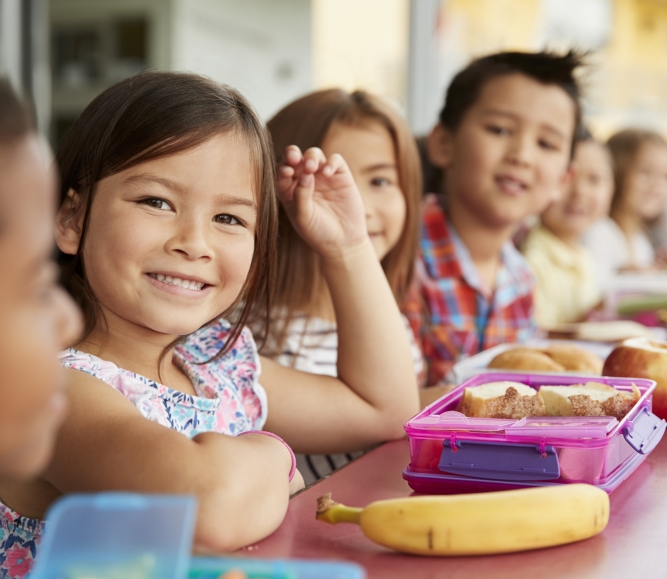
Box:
[406,372,659,449]
[31,493,197,579]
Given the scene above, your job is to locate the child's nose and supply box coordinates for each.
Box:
[168,219,214,261]
[358,189,376,219]
[54,287,83,348]
[506,133,534,166]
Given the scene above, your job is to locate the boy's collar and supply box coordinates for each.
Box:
[421,196,534,305]
[446,210,532,304]
[446,218,490,296]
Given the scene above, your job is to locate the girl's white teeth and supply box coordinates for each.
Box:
[500,177,523,189]
[150,273,204,290]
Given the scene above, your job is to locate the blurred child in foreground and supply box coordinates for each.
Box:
[0,79,82,576]
[522,129,614,328]
[0,80,81,483]
[402,51,580,386]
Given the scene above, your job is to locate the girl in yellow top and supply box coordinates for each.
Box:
[522,130,614,328]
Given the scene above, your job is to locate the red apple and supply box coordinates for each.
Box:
[603,337,667,419]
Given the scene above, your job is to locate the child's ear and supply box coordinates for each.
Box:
[55,189,84,256]
[426,124,454,169]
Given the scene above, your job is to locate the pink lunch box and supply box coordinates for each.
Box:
[403,372,666,494]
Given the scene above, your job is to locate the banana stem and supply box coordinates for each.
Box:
[316,493,363,525]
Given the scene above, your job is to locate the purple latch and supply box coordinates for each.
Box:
[623,407,666,455]
[438,439,560,481]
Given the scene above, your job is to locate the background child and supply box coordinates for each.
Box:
[522,129,614,327]
[0,79,81,484]
[0,72,418,577]
[583,129,667,279]
[403,51,581,386]
[262,89,424,484]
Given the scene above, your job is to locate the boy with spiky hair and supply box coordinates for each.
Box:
[403,51,581,387]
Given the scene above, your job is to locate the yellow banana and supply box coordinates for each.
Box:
[316,484,609,556]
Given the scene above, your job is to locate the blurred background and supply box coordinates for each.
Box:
[0,0,666,146]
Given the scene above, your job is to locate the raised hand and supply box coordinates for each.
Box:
[276,145,368,259]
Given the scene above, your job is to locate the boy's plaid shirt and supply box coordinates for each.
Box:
[402,196,537,386]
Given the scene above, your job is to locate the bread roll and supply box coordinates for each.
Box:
[543,345,603,375]
[487,345,603,375]
[457,381,546,419]
[488,349,565,372]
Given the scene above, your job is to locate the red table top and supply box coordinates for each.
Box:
[237,437,667,578]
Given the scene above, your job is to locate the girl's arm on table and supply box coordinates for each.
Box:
[261,146,419,454]
[43,369,301,553]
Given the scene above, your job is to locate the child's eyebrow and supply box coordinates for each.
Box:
[122,173,188,194]
[481,108,567,140]
[211,193,256,211]
[123,173,256,209]
[360,163,397,173]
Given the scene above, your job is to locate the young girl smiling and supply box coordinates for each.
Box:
[0,72,418,577]
[261,89,426,483]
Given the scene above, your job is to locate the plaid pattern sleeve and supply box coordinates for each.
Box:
[401,197,537,386]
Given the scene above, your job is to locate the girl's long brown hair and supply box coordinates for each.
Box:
[264,89,422,356]
[56,71,277,365]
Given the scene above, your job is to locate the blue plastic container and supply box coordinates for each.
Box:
[189,557,365,579]
[30,493,365,579]
[31,493,197,579]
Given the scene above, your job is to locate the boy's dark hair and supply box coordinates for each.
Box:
[438,51,584,155]
[0,78,35,233]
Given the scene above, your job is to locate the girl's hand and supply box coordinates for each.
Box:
[277,145,368,259]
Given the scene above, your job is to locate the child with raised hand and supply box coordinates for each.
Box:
[0,79,82,575]
[260,89,425,484]
[522,129,614,328]
[583,129,667,282]
[403,51,581,386]
[0,72,418,577]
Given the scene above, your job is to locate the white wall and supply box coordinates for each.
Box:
[0,0,22,90]
[171,0,312,120]
[312,0,409,107]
